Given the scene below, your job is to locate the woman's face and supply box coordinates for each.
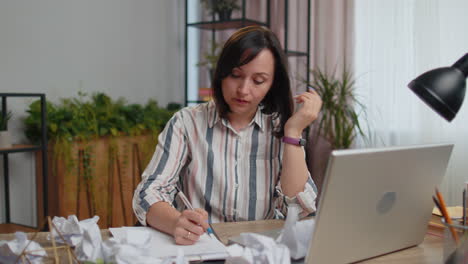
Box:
[222,48,275,121]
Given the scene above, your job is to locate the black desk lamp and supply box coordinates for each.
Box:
[408,53,468,121]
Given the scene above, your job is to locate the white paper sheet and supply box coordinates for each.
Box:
[109,226,228,261]
[0,232,47,264]
[225,233,291,264]
[276,204,315,260]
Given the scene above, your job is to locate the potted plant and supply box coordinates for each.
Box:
[309,67,367,149]
[201,0,240,21]
[305,67,368,193]
[0,110,12,148]
[197,40,223,82]
[23,92,181,228]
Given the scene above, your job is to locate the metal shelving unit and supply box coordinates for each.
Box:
[184,0,311,106]
[0,93,48,231]
[283,0,311,96]
[184,0,271,105]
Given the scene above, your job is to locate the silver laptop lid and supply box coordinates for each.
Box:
[306,143,453,264]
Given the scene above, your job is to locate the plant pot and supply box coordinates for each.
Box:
[306,123,332,198]
[217,9,232,21]
[0,130,12,148]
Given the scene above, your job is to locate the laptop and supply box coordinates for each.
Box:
[228,143,453,262]
[305,143,453,263]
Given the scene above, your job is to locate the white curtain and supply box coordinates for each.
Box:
[305,0,355,193]
[353,0,468,205]
[310,0,354,75]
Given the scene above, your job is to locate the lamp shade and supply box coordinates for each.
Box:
[408,53,468,121]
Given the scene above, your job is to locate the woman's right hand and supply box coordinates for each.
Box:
[172,208,209,245]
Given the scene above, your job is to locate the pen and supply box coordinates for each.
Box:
[176,186,216,239]
[176,186,194,210]
[435,188,460,244]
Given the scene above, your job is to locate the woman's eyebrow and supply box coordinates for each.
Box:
[255,72,270,77]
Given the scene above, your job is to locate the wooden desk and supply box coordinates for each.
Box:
[0,220,443,263]
[212,219,444,264]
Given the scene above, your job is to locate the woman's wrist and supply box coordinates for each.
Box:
[147,201,181,236]
[283,128,303,138]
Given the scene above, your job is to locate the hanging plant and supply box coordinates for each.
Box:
[24,92,179,144]
[24,92,180,176]
[23,92,181,225]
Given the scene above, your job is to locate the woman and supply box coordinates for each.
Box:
[133,25,322,245]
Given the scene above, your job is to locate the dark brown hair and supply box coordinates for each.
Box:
[212,25,293,138]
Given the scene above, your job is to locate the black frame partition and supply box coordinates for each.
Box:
[184,0,271,105]
[184,0,311,106]
[0,93,48,230]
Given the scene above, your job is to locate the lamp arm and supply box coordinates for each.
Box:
[453,53,468,77]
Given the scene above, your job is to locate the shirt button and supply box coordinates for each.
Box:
[234,183,239,189]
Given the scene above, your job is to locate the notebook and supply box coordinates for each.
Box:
[305,143,453,264]
[109,226,228,261]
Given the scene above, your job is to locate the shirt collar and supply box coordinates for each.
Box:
[208,101,265,132]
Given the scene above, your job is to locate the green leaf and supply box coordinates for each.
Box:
[306,66,369,149]
[110,127,118,136]
[50,123,58,133]
[23,92,181,144]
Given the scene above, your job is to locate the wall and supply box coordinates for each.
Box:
[0,0,185,226]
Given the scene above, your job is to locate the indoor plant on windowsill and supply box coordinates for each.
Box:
[0,110,12,148]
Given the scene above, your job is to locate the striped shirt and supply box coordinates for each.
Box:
[133,101,317,225]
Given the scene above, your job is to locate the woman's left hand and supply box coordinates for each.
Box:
[284,88,322,137]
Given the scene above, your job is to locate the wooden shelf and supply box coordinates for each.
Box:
[188,19,267,30]
[187,100,209,104]
[0,223,38,234]
[0,144,42,154]
[286,50,308,57]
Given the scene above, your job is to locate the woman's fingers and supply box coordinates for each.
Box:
[296,88,319,99]
[194,208,208,218]
[182,211,205,235]
[173,208,210,245]
[285,89,323,133]
[183,210,206,231]
[174,226,199,245]
[173,215,204,245]
[307,86,318,95]
[295,91,322,113]
[294,91,317,105]
[194,208,210,230]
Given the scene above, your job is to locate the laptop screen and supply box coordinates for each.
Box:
[305,143,453,264]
